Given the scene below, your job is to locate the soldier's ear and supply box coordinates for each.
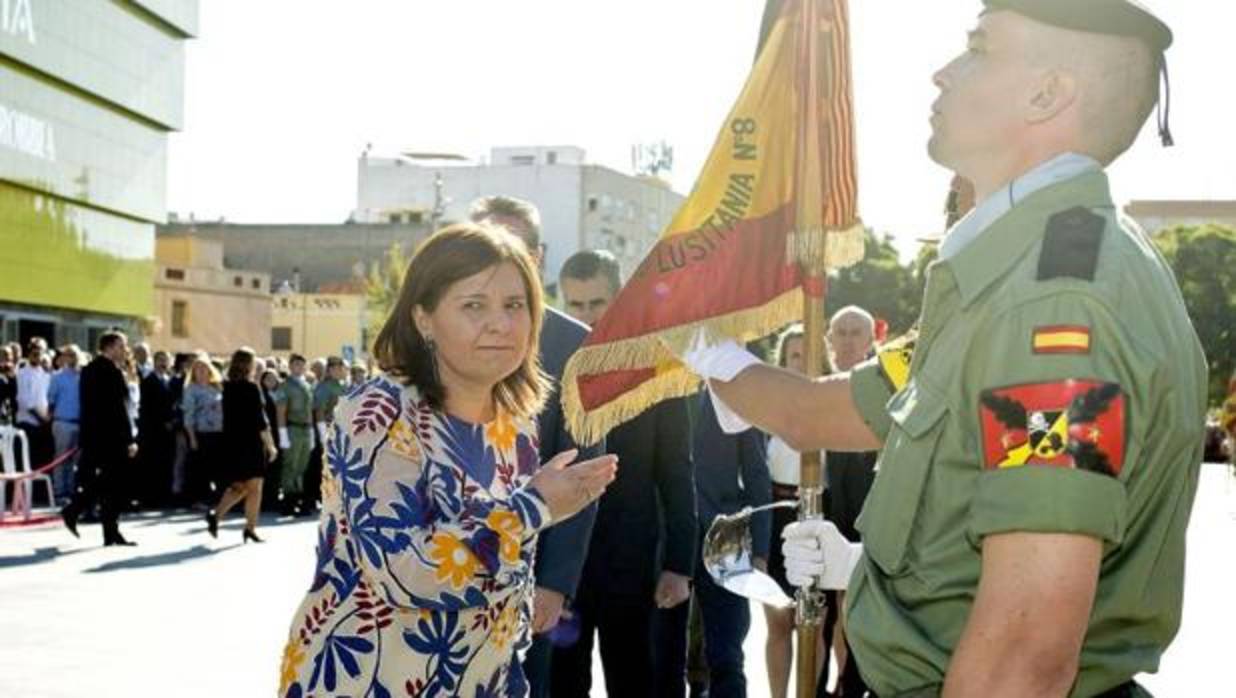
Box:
[1025,70,1077,124]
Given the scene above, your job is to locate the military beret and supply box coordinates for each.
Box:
[982,0,1172,52]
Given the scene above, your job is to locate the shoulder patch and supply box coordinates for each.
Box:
[978,379,1125,477]
[1037,206,1105,282]
[876,331,916,393]
[1032,325,1091,355]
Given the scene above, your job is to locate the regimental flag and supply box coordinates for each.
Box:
[561,0,864,445]
[979,379,1127,478]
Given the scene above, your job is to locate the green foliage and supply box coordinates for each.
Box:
[1152,224,1236,405]
[364,243,409,343]
[825,229,927,336]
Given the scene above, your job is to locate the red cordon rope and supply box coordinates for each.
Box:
[0,447,79,481]
[1,448,76,523]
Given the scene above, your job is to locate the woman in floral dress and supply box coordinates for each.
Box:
[280,223,618,698]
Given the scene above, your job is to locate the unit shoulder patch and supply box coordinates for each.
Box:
[1037,206,1105,282]
[979,379,1125,477]
[876,331,916,393]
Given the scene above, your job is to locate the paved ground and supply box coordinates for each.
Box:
[2,463,1234,697]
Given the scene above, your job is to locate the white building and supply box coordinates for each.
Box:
[1124,200,1236,235]
[354,146,685,286]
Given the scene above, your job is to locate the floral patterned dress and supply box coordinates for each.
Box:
[279,377,551,698]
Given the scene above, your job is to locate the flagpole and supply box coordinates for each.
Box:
[796,276,828,698]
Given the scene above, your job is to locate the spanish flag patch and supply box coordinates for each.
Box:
[1032,325,1091,355]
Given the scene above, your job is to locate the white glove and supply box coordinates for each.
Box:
[681,328,762,434]
[782,519,863,591]
[315,421,328,445]
[278,427,291,450]
[681,328,762,383]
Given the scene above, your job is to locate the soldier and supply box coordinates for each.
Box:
[275,353,314,515]
[682,2,1205,696]
[308,356,349,514]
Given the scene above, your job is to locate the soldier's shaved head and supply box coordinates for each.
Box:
[1021,17,1159,164]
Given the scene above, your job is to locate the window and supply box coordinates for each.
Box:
[233,276,243,287]
[171,301,189,338]
[251,278,262,290]
[588,196,598,213]
[511,155,535,166]
[546,151,557,165]
[272,327,292,351]
[165,268,185,281]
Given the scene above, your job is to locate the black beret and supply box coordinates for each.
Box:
[982,0,1172,52]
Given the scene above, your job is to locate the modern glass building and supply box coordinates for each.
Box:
[0,0,197,349]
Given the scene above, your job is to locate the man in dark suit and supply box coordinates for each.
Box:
[138,350,177,507]
[62,330,139,546]
[469,197,604,698]
[691,391,770,698]
[550,250,698,697]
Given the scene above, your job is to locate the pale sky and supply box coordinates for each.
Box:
[167,1,1235,256]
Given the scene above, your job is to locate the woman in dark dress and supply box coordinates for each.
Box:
[259,368,284,512]
[206,347,277,542]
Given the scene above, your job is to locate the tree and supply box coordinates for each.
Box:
[364,242,409,343]
[826,229,921,336]
[1151,224,1236,406]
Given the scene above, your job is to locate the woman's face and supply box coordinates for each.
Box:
[262,373,279,391]
[782,336,806,375]
[414,261,532,395]
[192,363,208,385]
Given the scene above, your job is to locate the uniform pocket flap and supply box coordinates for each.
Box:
[887,379,948,439]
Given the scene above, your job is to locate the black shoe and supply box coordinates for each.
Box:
[103,534,136,547]
[243,528,264,544]
[60,505,79,539]
[205,511,219,539]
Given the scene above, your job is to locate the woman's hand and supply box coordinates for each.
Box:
[528,449,618,523]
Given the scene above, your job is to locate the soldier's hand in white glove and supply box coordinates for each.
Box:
[278,427,291,450]
[782,519,863,591]
[679,327,762,383]
[679,328,763,433]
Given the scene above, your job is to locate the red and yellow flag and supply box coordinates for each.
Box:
[562,0,863,444]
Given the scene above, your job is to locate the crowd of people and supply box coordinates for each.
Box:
[0,335,374,545]
[2,4,1212,695]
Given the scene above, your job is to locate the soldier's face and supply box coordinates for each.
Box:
[929,12,1036,174]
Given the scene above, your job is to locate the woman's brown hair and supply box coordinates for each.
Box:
[227,347,256,382]
[775,323,833,375]
[373,222,550,419]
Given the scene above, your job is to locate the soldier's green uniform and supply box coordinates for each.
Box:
[846,165,1207,697]
[276,375,314,499]
[313,378,347,430]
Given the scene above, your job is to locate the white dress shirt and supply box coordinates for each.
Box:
[16,364,50,426]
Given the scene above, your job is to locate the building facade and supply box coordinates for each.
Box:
[354,146,685,284]
[1124,200,1236,234]
[157,220,429,294]
[0,0,197,349]
[270,292,369,364]
[149,236,271,356]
